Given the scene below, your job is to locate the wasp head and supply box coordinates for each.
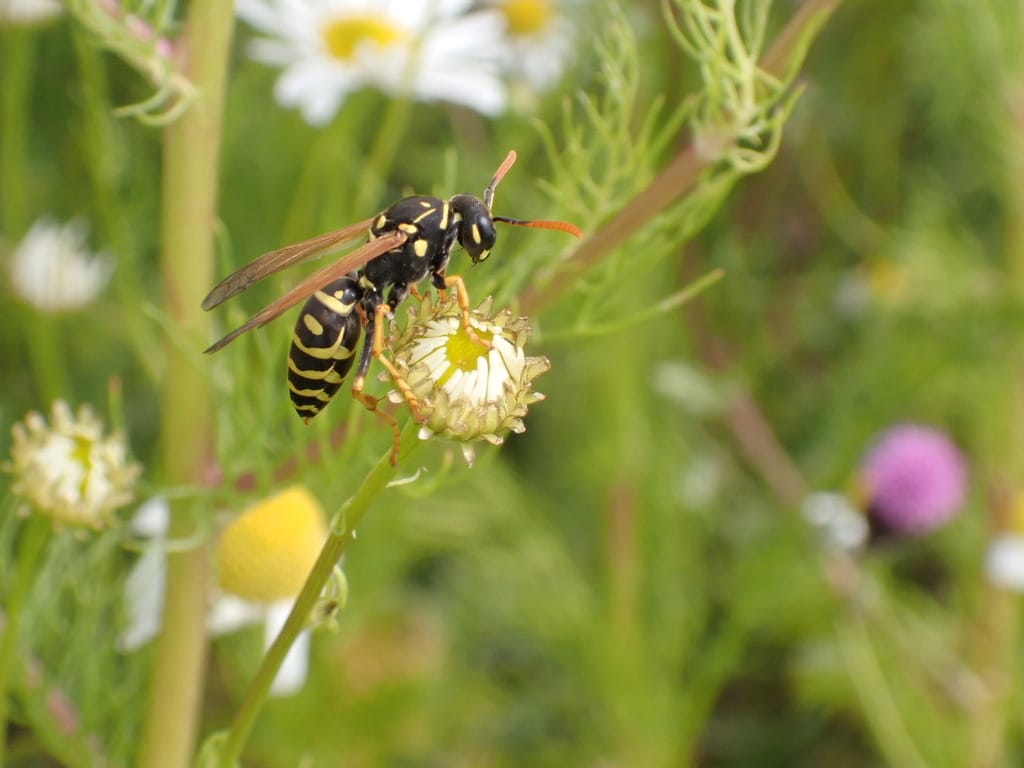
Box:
[449,193,497,264]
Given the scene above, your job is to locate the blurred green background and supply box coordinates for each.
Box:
[1,0,1022,766]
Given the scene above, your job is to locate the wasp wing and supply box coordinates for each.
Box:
[201,217,376,311]
[204,230,407,354]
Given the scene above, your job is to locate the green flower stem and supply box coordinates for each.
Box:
[216,419,422,768]
[0,517,51,767]
[0,27,32,237]
[135,2,235,768]
[24,316,65,408]
[352,94,413,216]
[519,0,843,315]
[836,612,930,768]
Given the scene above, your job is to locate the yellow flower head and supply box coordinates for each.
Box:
[216,486,328,603]
[500,0,553,36]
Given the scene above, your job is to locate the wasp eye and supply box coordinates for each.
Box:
[463,215,496,263]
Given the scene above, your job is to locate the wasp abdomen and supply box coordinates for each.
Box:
[287,276,362,422]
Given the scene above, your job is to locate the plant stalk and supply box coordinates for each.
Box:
[216,420,422,767]
[0,518,51,767]
[136,2,235,767]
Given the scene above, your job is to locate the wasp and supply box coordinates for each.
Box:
[202,151,581,459]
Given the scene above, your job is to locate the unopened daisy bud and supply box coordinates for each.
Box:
[384,292,550,463]
[313,565,349,629]
[6,401,140,529]
[216,486,328,603]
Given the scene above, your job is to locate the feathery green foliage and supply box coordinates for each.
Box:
[2,0,1021,766]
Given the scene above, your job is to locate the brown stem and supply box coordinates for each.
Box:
[520,0,843,315]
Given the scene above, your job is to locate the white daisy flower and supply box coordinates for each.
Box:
[6,401,141,529]
[0,0,63,25]
[236,0,508,126]
[984,492,1024,592]
[384,291,549,465]
[122,487,332,696]
[8,218,113,313]
[489,0,573,93]
[985,534,1024,591]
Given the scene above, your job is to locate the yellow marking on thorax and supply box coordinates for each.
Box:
[398,222,418,235]
[439,201,450,230]
[413,239,429,257]
[412,207,436,224]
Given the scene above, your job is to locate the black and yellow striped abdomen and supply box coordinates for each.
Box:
[287,276,362,422]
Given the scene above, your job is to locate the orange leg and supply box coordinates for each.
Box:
[351,302,434,465]
[350,375,402,466]
[349,305,407,465]
[368,303,425,422]
[443,274,491,350]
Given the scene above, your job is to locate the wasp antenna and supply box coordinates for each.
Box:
[493,216,583,238]
[483,150,518,210]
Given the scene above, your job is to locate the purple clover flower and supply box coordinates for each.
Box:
[859,424,967,536]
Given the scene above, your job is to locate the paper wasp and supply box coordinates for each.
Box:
[202,151,581,458]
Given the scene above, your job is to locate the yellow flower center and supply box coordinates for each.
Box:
[216,486,327,603]
[322,15,404,61]
[501,0,553,36]
[1012,491,1024,533]
[439,324,494,384]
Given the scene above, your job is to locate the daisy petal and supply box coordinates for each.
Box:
[265,600,310,696]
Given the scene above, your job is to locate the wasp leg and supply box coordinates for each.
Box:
[386,282,409,311]
[369,303,425,423]
[443,274,491,350]
[350,310,403,465]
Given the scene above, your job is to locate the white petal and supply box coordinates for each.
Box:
[207,593,264,635]
[237,0,315,40]
[274,60,358,126]
[0,0,63,24]
[443,368,466,396]
[985,535,1024,591]
[119,545,166,651]
[484,350,506,402]
[9,219,113,312]
[801,492,867,552]
[410,12,508,114]
[129,496,170,537]
[265,600,309,696]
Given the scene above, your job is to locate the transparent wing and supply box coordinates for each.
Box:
[204,230,407,354]
[201,217,376,311]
